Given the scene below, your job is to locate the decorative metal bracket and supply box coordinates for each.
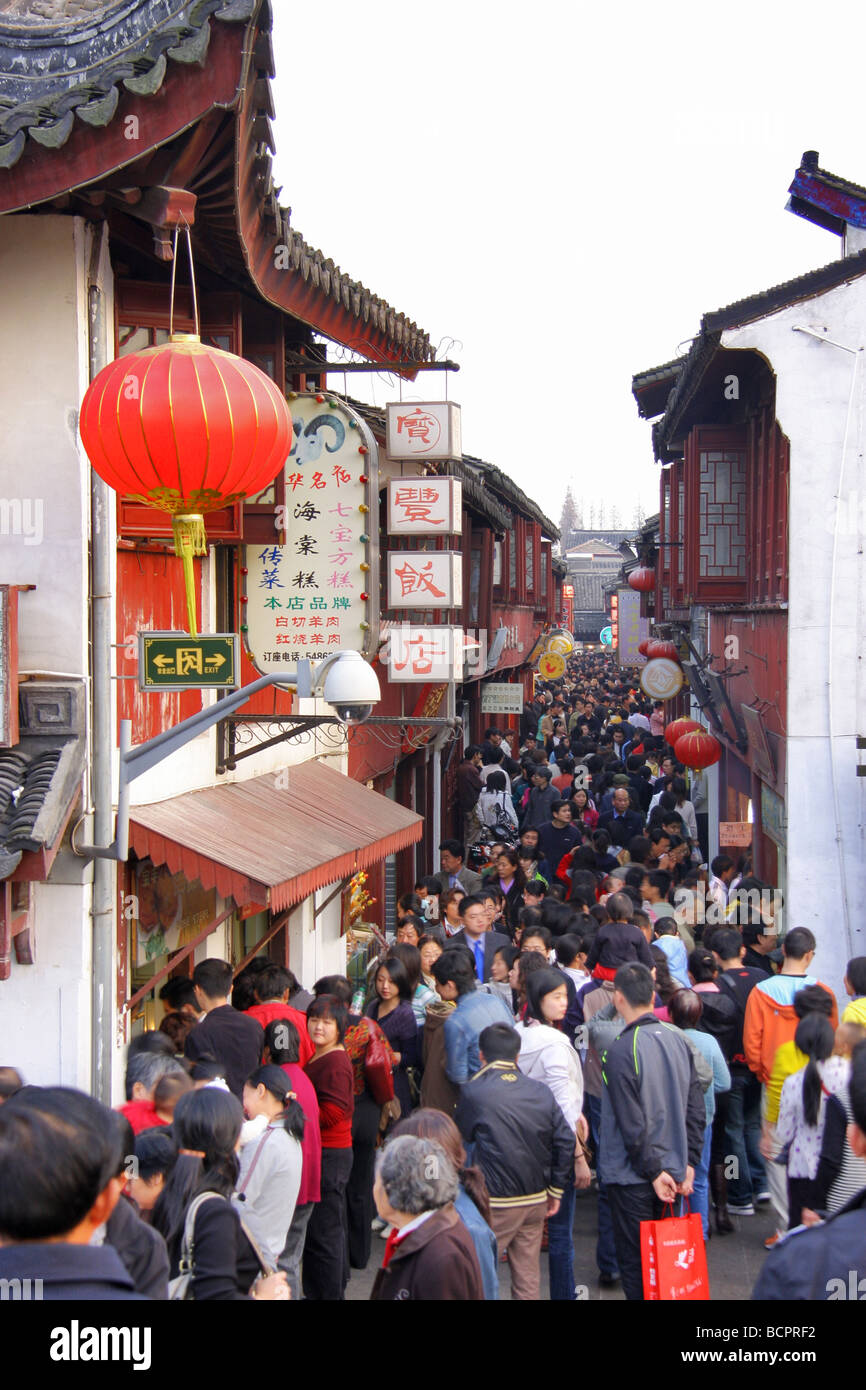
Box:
[216,713,462,773]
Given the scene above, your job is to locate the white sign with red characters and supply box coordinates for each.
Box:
[385,402,462,461]
[387,552,462,608]
[243,393,379,671]
[385,625,464,682]
[387,477,462,534]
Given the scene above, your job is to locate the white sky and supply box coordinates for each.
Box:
[271,0,864,532]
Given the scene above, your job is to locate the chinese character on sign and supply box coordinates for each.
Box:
[293,501,320,520]
[392,559,446,600]
[295,535,318,556]
[386,402,461,461]
[292,572,318,590]
[393,485,445,525]
[392,632,447,676]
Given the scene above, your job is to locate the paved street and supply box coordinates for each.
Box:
[346,1185,776,1300]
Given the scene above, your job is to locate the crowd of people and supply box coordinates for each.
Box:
[1,653,865,1302]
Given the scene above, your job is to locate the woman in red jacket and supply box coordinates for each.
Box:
[303,995,355,1301]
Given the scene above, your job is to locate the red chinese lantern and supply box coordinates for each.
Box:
[674,728,722,769]
[664,717,702,747]
[80,333,293,635]
[627,566,655,592]
[637,639,651,657]
[647,639,680,662]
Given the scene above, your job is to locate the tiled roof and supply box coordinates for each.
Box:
[567,571,616,612]
[787,150,866,234]
[641,248,866,459]
[0,0,433,363]
[0,738,82,877]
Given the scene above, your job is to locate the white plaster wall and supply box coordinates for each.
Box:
[722,280,866,1001]
[0,216,98,1089]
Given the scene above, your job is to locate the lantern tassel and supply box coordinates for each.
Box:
[171,514,208,638]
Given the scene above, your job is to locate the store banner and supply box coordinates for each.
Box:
[387,477,462,534]
[244,394,379,671]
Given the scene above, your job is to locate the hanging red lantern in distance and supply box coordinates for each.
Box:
[647,639,680,662]
[674,728,722,769]
[664,717,702,747]
[628,566,655,592]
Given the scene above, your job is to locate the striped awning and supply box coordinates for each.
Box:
[129,759,422,911]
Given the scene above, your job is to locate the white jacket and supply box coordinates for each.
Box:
[514,1020,584,1132]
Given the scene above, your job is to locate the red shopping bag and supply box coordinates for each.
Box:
[641,1203,709,1301]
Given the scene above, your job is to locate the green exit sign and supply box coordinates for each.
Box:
[138,632,240,691]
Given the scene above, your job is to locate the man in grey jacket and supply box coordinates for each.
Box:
[600,962,706,1301]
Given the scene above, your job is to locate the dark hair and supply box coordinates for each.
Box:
[307,994,349,1041]
[439,838,464,860]
[371,955,413,1005]
[478,1023,520,1062]
[515,905,543,935]
[613,962,655,1008]
[459,893,487,915]
[485,770,507,792]
[263,1017,301,1065]
[516,950,548,995]
[392,1108,492,1225]
[646,870,672,900]
[189,1058,227,1084]
[313,974,354,1006]
[159,1011,197,1052]
[668,988,704,1030]
[159,978,198,1011]
[784,928,816,961]
[431,951,477,997]
[395,914,424,940]
[711,928,744,963]
[524,878,548,898]
[388,943,422,995]
[398,892,424,917]
[253,964,292,1004]
[794,1015,835,1127]
[688,948,717,984]
[0,1087,124,1240]
[192,959,233,1001]
[554,934,585,968]
[493,943,520,973]
[134,1126,178,1182]
[521,923,552,952]
[711,855,734,877]
[847,957,866,997]
[151,1088,244,1253]
[793,984,835,1020]
[244,1064,305,1142]
[524,967,569,1024]
[230,969,261,1013]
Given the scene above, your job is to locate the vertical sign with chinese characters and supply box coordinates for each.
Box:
[617,587,644,665]
[387,552,462,608]
[387,478,462,533]
[244,394,379,671]
[385,402,462,461]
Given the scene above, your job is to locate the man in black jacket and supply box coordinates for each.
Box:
[185,959,262,1098]
[0,1087,146,1301]
[456,1023,575,1301]
[597,786,644,848]
[712,928,770,1219]
[600,963,706,1301]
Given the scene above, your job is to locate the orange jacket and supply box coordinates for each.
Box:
[743,974,838,1085]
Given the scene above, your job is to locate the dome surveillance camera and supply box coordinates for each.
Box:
[318,650,380,722]
[333,702,374,725]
